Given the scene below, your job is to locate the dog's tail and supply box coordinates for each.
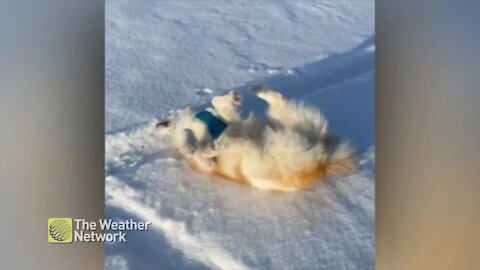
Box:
[325,139,358,176]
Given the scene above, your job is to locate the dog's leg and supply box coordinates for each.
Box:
[211,90,242,123]
[178,129,198,155]
[180,128,217,173]
[253,85,328,137]
[252,85,287,109]
[180,128,218,157]
[252,86,288,128]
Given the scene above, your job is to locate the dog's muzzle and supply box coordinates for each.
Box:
[156,120,170,129]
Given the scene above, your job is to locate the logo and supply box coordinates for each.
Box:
[48,218,73,243]
[47,218,151,243]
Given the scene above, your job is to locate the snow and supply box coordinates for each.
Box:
[106,1,374,269]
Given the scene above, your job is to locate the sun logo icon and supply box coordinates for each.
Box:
[48,218,73,243]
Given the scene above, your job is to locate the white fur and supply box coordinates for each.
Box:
[157,87,357,191]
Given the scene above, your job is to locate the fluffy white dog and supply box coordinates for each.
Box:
[156,86,357,192]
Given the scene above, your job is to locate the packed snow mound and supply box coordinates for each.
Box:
[106,0,374,269]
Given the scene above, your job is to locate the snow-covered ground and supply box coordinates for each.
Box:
[106,1,374,269]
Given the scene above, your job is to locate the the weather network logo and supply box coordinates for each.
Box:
[48,218,73,243]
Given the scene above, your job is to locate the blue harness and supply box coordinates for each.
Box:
[195,111,228,140]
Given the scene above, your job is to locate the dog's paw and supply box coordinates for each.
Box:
[229,90,242,106]
[212,90,242,109]
[251,85,269,94]
[252,86,284,105]
[202,148,219,158]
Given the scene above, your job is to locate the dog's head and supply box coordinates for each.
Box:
[156,106,216,153]
[155,106,197,136]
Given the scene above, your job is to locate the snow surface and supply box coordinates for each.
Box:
[106,1,374,269]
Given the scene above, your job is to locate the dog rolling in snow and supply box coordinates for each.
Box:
[156,87,357,192]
